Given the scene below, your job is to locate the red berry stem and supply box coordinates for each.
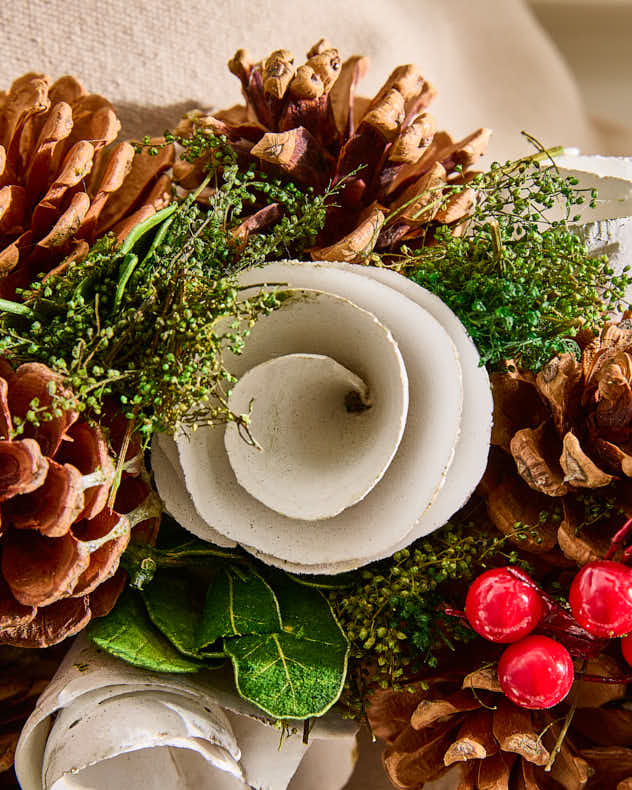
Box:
[605,517,632,561]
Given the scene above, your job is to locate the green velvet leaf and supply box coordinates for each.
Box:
[197,567,282,648]
[141,571,224,661]
[86,590,206,673]
[224,578,348,719]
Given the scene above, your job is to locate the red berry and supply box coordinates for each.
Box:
[569,560,632,638]
[622,634,632,667]
[465,567,545,643]
[498,635,574,709]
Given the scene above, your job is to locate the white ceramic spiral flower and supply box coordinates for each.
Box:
[152,261,494,574]
[15,637,357,790]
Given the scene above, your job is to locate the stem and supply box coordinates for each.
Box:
[0,298,35,317]
[544,669,581,773]
[118,203,178,256]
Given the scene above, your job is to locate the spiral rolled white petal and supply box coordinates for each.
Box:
[15,637,357,790]
[153,262,493,573]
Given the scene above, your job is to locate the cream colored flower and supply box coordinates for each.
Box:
[153,261,493,574]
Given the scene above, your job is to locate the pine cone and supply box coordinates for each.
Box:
[367,653,632,789]
[0,360,158,648]
[0,72,173,295]
[0,644,66,785]
[479,316,632,565]
[174,39,490,262]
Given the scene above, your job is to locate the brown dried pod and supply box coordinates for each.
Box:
[480,316,632,564]
[0,73,173,296]
[172,41,489,264]
[0,360,158,648]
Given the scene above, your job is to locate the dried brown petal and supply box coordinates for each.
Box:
[519,760,543,790]
[88,568,126,618]
[97,140,174,233]
[250,127,331,190]
[557,509,608,566]
[490,369,548,451]
[390,162,446,226]
[480,456,558,553]
[0,576,35,630]
[384,721,460,789]
[492,699,549,766]
[231,203,283,242]
[618,779,632,789]
[579,747,632,786]
[0,596,90,647]
[36,191,91,252]
[56,421,114,521]
[328,55,369,138]
[362,88,406,142]
[570,655,628,708]
[543,728,592,790]
[0,439,48,502]
[560,431,614,488]
[389,113,436,164]
[462,666,503,694]
[411,691,481,730]
[78,141,135,241]
[8,363,77,456]
[23,101,73,203]
[311,205,385,263]
[573,705,632,748]
[263,49,295,99]
[367,685,429,743]
[48,75,84,106]
[510,423,570,497]
[477,751,515,790]
[536,354,584,436]
[0,185,26,235]
[444,710,498,765]
[1,531,90,607]
[72,508,130,595]
[4,460,83,537]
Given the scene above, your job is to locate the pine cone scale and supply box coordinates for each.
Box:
[1,530,90,608]
[0,439,49,502]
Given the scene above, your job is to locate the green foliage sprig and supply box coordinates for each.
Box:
[405,143,631,370]
[0,132,334,448]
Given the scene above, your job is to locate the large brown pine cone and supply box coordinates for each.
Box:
[0,72,173,295]
[0,360,158,648]
[174,39,490,262]
[367,653,632,789]
[480,316,632,565]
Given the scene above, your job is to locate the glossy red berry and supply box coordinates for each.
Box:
[569,560,632,638]
[621,634,632,667]
[465,567,545,643]
[498,635,574,709]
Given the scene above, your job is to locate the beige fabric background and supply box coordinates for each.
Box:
[0,0,623,161]
[0,1,625,788]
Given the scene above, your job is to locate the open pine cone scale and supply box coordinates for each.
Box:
[175,39,491,263]
[368,654,632,790]
[0,72,174,296]
[0,361,157,647]
[480,315,632,564]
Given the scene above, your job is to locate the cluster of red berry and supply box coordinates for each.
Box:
[464,560,632,709]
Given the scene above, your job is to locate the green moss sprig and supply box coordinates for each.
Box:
[405,144,631,370]
[0,133,335,449]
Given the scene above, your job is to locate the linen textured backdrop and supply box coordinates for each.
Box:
[0,0,627,788]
